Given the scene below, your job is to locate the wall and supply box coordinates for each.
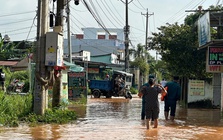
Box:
[187,80,213,103]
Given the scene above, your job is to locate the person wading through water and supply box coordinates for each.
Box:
[138,78,167,129]
[164,76,181,121]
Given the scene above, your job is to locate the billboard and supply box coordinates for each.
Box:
[68,72,87,99]
[188,80,205,96]
[206,46,223,73]
[198,12,211,47]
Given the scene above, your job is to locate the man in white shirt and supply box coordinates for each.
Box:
[161,79,167,87]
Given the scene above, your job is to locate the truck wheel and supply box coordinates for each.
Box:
[93,89,101,98]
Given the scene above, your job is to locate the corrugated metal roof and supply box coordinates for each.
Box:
[0,61,18,66]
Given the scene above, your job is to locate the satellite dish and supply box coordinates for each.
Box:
[4,34,10,42]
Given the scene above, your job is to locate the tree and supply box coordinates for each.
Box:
[129,44,149,76]
[130,57,149,76]
[152,22,210,79]
[129,43,146,59]
[0,34,32,61]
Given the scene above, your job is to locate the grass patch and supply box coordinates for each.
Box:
[0,91,32,127]
[69,94,87,105]
[0,91,78,127]
[22,109,77,126]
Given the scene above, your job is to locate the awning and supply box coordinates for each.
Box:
[63,61,84,72]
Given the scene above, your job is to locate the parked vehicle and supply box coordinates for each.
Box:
[89,70,133,99]
[7,79,25,93]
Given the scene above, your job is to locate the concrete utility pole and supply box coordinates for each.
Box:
[123,0,133,72]
[34,0,49,115]
[66,0,72,63]
[141,9,153,63]
[52,0,65,108]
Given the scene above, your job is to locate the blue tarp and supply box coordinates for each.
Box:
[63,61,84,72]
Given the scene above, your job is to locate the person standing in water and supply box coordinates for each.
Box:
[139,78,166,129]
[164,76,181,121]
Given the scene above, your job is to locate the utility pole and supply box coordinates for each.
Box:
[52,0,65,108]
[123,0,133,72]
[141,9,153,63]
[34,0,49,115]
[66,0,72,63]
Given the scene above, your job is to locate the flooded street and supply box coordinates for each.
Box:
[0,96,223,140]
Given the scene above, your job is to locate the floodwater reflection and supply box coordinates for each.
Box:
[0,96,223,140]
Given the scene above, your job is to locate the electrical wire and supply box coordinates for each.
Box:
[26,16,37,41]
[94,0,120,28]
[0,18,34,26]
[108,0,124,23]
[132,0,145,11]
[136,0,146,10]
[165,0,196,23]
[102,0,124,26]
[0,11,35,18]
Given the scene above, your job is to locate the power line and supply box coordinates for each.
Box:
[94,0,119,28]
[0,18,34,26]
[26,16,37,40]
[0,11,35,18]
[132,0,145,11]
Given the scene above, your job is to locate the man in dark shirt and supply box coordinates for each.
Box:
[140,78,166,129]
[164,76,181,121]
[139,82,149,120]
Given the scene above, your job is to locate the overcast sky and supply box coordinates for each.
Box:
[0,0,220,56]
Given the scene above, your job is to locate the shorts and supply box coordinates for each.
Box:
[145,108,159,120]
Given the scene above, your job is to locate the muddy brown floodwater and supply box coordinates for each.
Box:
[0,96,223,140]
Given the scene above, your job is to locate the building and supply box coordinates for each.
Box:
[63,27,125,65]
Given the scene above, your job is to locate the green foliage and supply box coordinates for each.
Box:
[0,92,33,126]
[24,109,77,125]
[152,23,211,79]
[0,90,78,127]
[130,87,138,94]
[129,43,147,59]
[0,34,33,61]
[69,94,87,105]
[130,57,149,76]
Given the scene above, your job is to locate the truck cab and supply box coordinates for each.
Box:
[89,70,133,99]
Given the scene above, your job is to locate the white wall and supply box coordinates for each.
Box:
[188,80,213,103]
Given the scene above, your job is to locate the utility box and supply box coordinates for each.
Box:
[45,32,63,66]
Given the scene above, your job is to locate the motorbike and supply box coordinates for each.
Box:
[7,79,25,93]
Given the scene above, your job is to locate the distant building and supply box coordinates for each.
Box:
[63,27,125,65]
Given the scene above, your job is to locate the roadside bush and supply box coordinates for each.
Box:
[130,87,138,94]
[69,94,87,105]
[23,109,77,125]
[0,91,33,127]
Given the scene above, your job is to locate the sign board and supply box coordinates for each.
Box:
[206,46,223,73]
[198,12,211,47]
[88,68,99,73]
[45,32,63,66]
[188,80,205,96]
[68,72,87,99]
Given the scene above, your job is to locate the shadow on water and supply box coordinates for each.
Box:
[0,96,223,140]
